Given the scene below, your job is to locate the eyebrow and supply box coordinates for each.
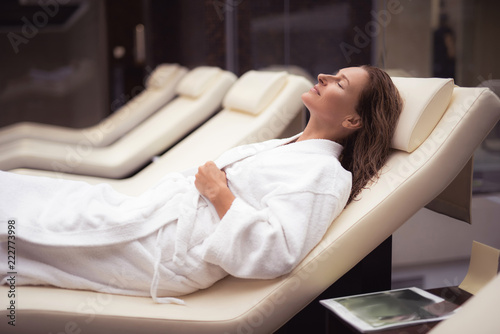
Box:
[333,70,350,86]
[340,73,350,86]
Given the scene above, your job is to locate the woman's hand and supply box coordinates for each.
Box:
[195,161,235,219]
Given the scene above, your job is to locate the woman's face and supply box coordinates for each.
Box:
[302,67,369,130]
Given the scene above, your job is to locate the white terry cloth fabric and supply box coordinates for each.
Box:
[0,134,351,302]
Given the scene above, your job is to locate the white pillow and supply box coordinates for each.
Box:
[223,70,288,115]
[391,77,454,152]
[145,64,179,89]
[175,66,222,98]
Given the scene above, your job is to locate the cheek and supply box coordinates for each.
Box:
[324,91,352,111]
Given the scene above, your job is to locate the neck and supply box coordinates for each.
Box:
[297,120,349,143]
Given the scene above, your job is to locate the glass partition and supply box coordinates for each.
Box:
[0,0,108,128]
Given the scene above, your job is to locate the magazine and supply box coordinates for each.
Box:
[320,287,461,332]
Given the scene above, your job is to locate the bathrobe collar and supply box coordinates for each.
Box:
[215,133,343,170]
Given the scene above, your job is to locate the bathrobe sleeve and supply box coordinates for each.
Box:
[201,190,342,279]
[201,138,350,279]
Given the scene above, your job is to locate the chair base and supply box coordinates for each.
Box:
[276,236,393,333]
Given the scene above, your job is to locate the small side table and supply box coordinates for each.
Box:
[325,286,472,334]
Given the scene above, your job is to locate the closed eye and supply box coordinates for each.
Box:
[337,82,343,89]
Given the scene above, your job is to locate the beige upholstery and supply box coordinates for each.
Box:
[390,77,454,152]
[13,70,311,195]
[0,67,236,178]
[222,70,289,114]
[429,273,500,334]
[0,64,187,147]
[1,80,499,334]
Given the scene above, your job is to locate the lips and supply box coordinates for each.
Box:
[311,85,320,96]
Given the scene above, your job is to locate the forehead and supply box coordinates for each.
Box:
[335,67,369,92]
[334,67,367,78]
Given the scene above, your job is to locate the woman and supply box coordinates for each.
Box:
[1,65,402,303]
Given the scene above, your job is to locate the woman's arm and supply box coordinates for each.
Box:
[201,191,342,279]
[194,161,235,219]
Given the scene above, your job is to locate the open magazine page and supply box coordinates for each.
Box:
[320,287,461,332]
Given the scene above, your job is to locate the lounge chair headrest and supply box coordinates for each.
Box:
[175,66,222,98]
[145,64,179,89]
[223,70,288,115]
[391,77,454,152]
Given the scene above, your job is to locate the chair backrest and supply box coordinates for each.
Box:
[0,67,236,178]
[119,70,313,193]
[0,64,187,147]
[90,63,188,146]
[92,66,237,177]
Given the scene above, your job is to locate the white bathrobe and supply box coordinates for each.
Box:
[0,134,351,302]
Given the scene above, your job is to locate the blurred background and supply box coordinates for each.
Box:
[0,0,499,290]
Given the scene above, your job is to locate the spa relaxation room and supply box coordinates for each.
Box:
[1,1,500,333]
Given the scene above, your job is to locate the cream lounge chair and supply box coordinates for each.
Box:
[0,63,187,147]
[1,75,500,334]
[0,66,237,178]
[12,70,311,195]
[428,272,500,334]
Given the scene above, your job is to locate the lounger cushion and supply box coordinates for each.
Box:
[223,70,288,115]
[391,77,454,152]
[145,64,180,89]
[175,66,222,98]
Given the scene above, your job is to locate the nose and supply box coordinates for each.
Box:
[318,73,333,85]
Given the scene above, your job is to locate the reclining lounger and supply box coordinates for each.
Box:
[12,70,311,195]
[0,66,237,178]
[428,272,500,333]
[2,76,500,334]
[0,64,187,147]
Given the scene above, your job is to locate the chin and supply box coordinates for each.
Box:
[301,91,311,105]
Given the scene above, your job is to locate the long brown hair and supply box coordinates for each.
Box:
[340,65,403,203]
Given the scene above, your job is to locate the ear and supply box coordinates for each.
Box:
[342,114,362,130]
